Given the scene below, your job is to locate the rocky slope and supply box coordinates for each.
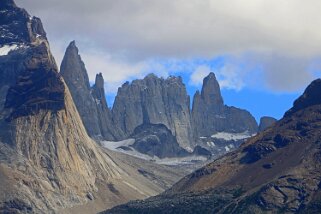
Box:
[112,74,194,150]
[60,41,123,141]
[0,1,187,213]
[192,72,258,138]
[258,116,277,132]
[104,78,321,213]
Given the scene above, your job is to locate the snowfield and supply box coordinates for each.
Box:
[211,131,254,141]
[101,139,207,166]
[0,44,27,56]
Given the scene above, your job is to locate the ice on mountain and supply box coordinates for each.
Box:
[211,131,253,141]
[0,44,18,56]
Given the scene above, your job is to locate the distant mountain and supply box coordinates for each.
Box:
[0,1,186,213]
[192,72,258,137]
[112,74,194,150]
[258,116,277,132]
[60,41,124,141]
[110,72,258,157]
[104,78,321,213]
[191,73,258,157]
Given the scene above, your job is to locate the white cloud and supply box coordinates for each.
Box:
[216,64,246,91]
[15,0,321,93]
[189,63,246,91]
[189,66,211,86]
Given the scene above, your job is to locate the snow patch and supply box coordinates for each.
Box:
[211,131,254,141]
[95,98,101,105]
[225,146,230,152]
[102,139,135,150]
[0,44,18,56]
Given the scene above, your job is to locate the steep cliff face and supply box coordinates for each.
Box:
[130,123,190,158]
[112,74,194,150]
[105,79,321,214]
[91,73,124,140]
[0,2,185,213]
[60,42,123,141]
[192,73,258,138]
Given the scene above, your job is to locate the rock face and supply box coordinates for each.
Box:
[192,73,258,138]
[60,42,123,141]
[0,2,187,213]
[112,74,194,150]
[258,116,277,132]
[285,78,321,117]
[130,123,189,158]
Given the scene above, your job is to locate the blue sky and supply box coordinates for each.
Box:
[16,0,321,122]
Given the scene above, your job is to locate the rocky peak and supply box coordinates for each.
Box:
[0,1,46,45]
[60,41,90,90]
[61,41,123,140]
[285,78,321,117]
[201,72,223,105]
[0,3,64,121]
[192,72,258,138]
[258,116,277,132]
[92,73,108,108]
[95,73,105,89]
[144,73,158,80]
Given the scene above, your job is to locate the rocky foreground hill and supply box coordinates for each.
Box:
[104,79,321,213]
[0,1,187,213]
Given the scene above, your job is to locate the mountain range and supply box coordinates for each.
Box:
[60,41,272,160]
[1,1,318,214]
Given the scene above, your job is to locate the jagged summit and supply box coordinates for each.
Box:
[112,73,194,149]
[60,41,123,140]
[201,72,223,105]
[258,116,277,132]
[60,40,90,90]
[0,1,63,120]
[192,72,258,138]
[0,0,46,45]
[285,78,321,117]
[92,72,109,108]
[95,73,105,89]
[144,73,158,80]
